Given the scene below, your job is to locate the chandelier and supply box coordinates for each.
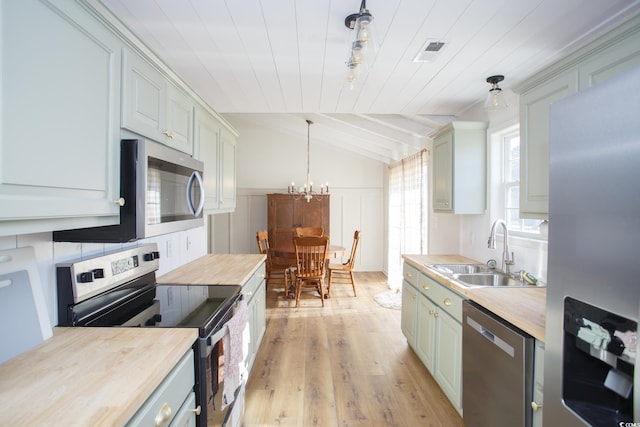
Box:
[288,119,329,203]
[345,0,376,89]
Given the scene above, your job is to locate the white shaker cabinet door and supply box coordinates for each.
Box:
[194,107,221,212]
[0,0,122,236]
[219,128,237,212]
[121,48,194,155]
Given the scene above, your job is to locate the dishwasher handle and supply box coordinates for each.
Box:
[466,315,515,358]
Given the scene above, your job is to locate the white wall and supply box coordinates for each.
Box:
[215,115,386,271]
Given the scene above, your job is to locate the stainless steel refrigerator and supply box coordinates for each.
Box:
[545,65,640,425]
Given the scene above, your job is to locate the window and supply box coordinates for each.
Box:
[502,130,543,236]
[387,149,429,291]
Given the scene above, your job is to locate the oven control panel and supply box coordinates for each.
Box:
[56,244,160,303]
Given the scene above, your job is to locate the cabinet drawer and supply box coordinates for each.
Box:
[127,350,195,426]
[243,263,266,300]
[403,262,419,287]
[419,275,464,323]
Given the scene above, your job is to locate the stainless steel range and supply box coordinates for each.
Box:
[56,243,242,427]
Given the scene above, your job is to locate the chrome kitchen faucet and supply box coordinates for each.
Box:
[488,219,515,276]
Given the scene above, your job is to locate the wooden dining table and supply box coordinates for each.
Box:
[271,244,346,261]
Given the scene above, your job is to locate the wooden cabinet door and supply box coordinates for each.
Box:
[267,194,330,252]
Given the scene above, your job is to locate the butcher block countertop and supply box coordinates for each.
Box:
[403,254,546,342]
[0,327,197,426]
[157,254,266,285]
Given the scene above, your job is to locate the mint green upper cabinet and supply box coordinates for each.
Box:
[519,72,578,219]
[0,0,122,236]
[432,121,488,214]
[219,128,237,212]
[515,17,640,219]
[121,47,194,155]
[193,107,237,214]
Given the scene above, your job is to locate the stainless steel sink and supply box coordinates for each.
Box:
[453,272,523,287]
[426,263,546,288]
[426,263,493,275]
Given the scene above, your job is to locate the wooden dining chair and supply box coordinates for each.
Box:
[327,230,361,297]
[294,227,324,237]
[293,236,329,307]
[256,230,292,297]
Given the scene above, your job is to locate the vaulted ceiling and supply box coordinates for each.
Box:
[101,0,640,163]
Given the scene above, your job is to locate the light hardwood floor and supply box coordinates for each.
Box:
[244,272,464,427]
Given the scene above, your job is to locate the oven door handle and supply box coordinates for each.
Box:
[200,325,229,358]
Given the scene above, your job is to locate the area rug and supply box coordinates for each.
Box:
[374,290,402,310]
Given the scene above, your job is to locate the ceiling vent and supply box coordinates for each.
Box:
[413,39,446,63]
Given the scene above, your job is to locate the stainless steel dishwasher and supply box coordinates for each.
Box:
[462,301,534,427]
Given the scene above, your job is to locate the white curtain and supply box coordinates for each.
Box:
[387,149,429,291]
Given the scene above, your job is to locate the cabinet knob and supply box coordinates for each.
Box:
[191,405,202,416]
[406,272,412,278]
[531,401,542,412]
[443,298,452,306]
[423,284,429,290]
[154,402,173,426]
[114,197,125,207]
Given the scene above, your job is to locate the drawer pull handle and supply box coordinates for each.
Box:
[154,402,172,426]
[443,298,452,306]
[531,401,542,411]
[191,405,202,415]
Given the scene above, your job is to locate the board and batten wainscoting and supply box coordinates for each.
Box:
[211,188,384,271]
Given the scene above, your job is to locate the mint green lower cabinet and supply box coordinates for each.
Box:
[415,293,436,372]
[434,310,463,412]
[400,262,463,414]
[532,341,545,427]
[401,280,418,347]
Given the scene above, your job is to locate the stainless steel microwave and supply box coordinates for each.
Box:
[54,139,204,243]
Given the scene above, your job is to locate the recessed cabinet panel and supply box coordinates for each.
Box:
[194,107,221,211]
[432,121,487,214]
[220,130,237,211]
[194,107,237,214]
[0,0,121,235]
[516,19,640,219]
[519,72,578,219]
[433,134,453,211]
[122,48,194,155]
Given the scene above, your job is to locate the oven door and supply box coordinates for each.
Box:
[198,295,246,427]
